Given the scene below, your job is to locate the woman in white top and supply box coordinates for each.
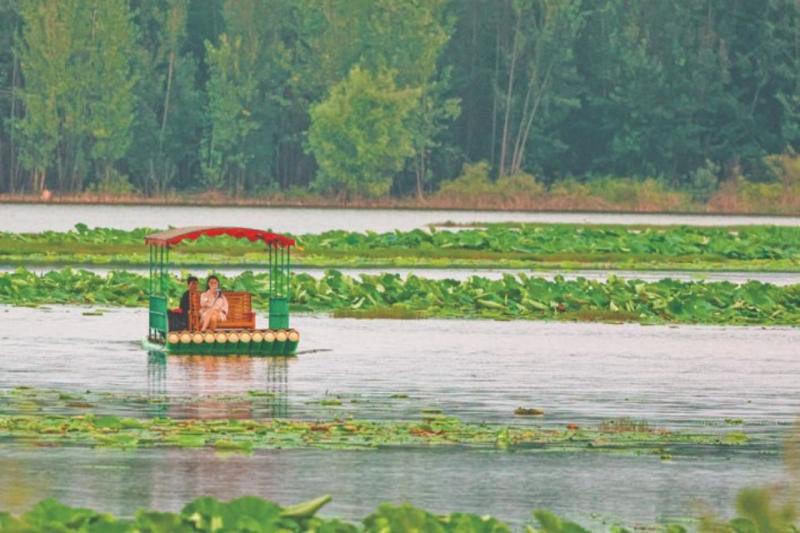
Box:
[200,275,229,331]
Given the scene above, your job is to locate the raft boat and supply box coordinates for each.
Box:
[142,226,299,356]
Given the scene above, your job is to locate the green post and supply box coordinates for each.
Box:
[268,244,291,330]
[148,243,168,342]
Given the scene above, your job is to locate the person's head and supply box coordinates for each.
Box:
[187,276,199,291]
[206,275,220,291]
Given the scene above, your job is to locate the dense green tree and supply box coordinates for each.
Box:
[201,33,258,193]
[16,0,137,192]
[0,0,22,193]
[438,0,500,172]
[15,0,65,192]
[1,0,799,198]
[308,67,419,198]
[184,0,223,87]
[86,0,138,187]
[495,0,583,179]
[128,0,202,195]
[302,0,457,197]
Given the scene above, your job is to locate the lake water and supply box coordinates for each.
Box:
[2,203,800,233]
[0,444,784,530]
[0,305,797,527]
[1,201,798,527]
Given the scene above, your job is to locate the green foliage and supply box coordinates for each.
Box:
[700,486,798,532]
[202,33,259,192]
[4,0,800,197]
[735,487,796,532]
[4,222,800,272]
[548,177,688,210]
[1,266,800,326]
[15,0,137,192]
[182,496,283,532]
[0,495,340,532]
[0,494,797,533]
[688,160,721,203]
[494,0,584,179]
[363,503,447,532]
[530,509,590,533]
[86,170,136,196]
[437,162,545,204]
[0,392,738,452]
[16,498,119,531]
[309,67,419,198]
[738,180,787,209]
[128,0,202,196]
[437,162,497,196]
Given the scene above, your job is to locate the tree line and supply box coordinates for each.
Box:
[0,0,798,199]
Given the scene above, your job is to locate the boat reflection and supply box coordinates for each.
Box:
[146,352,290,419]
[147,351,166,396]
[265,357,289,418]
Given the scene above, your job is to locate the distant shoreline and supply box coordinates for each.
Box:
[2,193,800,217]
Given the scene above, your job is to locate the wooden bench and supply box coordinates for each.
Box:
[189,291,256,331]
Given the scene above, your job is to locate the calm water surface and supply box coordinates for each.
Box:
[1,305,797,527]
[3,203,800,232]
[2,306,799,431]
[0,445,785,529]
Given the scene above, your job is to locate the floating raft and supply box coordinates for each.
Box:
[154,329,300,356]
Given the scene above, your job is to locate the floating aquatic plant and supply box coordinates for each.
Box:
[1,267,799,326]
[2,222,800,271]
[0,410,751,454]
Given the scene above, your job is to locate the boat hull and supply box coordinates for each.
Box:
[145,329,299,356]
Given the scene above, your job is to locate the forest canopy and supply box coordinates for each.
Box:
[0,0,798,200]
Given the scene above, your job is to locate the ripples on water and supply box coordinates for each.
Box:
[1,305,798,527]
[2,306,799,431]
[0,444,786,528]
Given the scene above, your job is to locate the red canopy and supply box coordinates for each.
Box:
[144,226,295,248]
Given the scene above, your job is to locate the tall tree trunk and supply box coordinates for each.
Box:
[465,0,478,158]
[158,49,175,194]
[490,16,500,167]
[510,64,553,175]
[56,141,65,192]
[509,68,537,175]
[0,138,5,193]
[498,12,521,179]
[30,168,45,193]
[415,152,424,200]
[9,46,19,193]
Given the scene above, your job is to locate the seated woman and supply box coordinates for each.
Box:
[200,275,229,331]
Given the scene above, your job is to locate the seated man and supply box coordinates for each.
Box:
[168,276,198,330]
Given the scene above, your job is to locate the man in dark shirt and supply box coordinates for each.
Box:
[169,276,198,330]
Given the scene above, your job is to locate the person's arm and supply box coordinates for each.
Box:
[180,291,190,313]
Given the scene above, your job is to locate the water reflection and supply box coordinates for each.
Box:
[147,351,166,396]
[145,352,290,419]
[265,358,289,418]
[0,458,43,515]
